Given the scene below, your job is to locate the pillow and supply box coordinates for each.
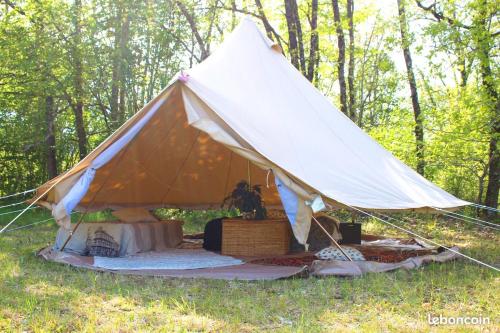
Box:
[112,208,159,223]
[316,246,365,261]
[86,227,120,257]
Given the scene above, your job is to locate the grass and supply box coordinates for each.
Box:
[0,204,498,332]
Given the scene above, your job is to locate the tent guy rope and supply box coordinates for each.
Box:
[0,201,26,210]
[470,203,500,213]
[0,206,38,217]
[1,217,54,233]
[0,189,35,201]
[1,211,77,233]
[438,212,500,231]
[431,207,500,228]
[347,205,500,272]
[0,178,66,234]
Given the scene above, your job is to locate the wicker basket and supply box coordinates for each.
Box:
[221,218,291,256]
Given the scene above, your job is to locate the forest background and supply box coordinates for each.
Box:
[0,0,498,213]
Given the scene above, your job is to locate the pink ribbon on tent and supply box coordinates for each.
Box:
[178,72,190,83]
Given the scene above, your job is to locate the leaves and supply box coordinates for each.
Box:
[0,0,497,206]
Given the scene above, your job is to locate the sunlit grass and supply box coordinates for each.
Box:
[0,208,498,332]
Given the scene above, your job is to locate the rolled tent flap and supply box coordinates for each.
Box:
[52,96,167,228]
[275,176,312,246]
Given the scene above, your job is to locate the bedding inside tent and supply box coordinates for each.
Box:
[39,227,461,279]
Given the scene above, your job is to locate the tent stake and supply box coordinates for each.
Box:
[312,215,352,261]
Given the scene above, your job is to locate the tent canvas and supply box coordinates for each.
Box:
[33,18,469,245]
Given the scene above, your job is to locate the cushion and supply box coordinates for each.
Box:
[316,246,365,261]
[86,227,120,257]
[290,214,342,252]
[112,208,159,223]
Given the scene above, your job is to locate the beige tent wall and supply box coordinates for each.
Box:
[36,86,175,204]
[76,85,282,211]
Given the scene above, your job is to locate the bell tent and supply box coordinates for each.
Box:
[31,18,468,245]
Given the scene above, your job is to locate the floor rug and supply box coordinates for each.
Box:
[93,249,244,270]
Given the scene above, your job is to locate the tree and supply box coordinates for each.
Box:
[254,0,283,51]
[284,0,305,73]
[397,0,425,176]
[346,0,356,121]
[331,0,347,116]
[176,0,209,61]
[306,0,319,83]
[414,0,498,214]
[110,1,130,130]
[72,0,87,159]
[44,96,58,179]
[0,0,495,214]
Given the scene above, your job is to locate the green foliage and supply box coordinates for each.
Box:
[154,208,239,233]
[0,0,498,207]
[222,180,267,220]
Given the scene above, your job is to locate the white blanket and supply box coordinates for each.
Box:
[93,249,244,270]
[54,221,183,256]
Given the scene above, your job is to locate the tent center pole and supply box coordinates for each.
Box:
[60,216,86,251]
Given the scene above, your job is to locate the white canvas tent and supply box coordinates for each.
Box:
[34,18,469,244]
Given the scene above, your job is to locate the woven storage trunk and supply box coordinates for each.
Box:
[221,218,291,256]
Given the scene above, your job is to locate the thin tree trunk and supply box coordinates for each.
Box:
[332,0,347,115]
[118,11,130,124]
[176,0,209,60]
[254,0,272,38]
[472,0,499,215]
[291,0,306,73]
[44,96,57,179]
[307,0,319,83]
[73,0,87,159]
[476,163,487,215]
[479,38,500,215]
[110,3,122,129]
[230,0,237,29]
[284,0,300,70]
[254,0,283,50]
[397,0,425,176]
[483,101,499,216]
[346,0,356,121]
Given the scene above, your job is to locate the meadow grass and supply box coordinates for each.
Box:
[0,205,498,332]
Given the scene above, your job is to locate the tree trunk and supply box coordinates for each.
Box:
[44,96,58,179]
[110,3,122,130]
[254,0,283,51]
[290,0,306,73]
[284,0,300,70]
[73,0,87,160]
[331,0,347,115]
[477,29,499,216]
[346,0,356,121]
[397,0,425,176]
[176,1,209,60]
[307,0,319,83]
[118,11,130,125]
[230,0,237,29]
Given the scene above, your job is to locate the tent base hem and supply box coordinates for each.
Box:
[37,244,460,281]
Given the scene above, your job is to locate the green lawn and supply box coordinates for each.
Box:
[0,207,498,332]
